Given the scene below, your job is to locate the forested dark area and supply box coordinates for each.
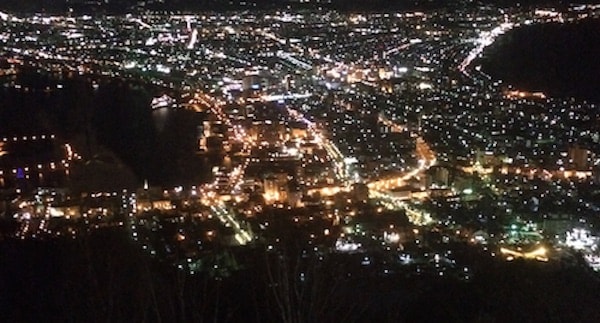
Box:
[1,227,600,323]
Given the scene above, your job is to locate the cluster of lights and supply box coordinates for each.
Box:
[500,245,549,262]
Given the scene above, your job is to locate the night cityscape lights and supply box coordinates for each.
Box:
[1,1,600,322]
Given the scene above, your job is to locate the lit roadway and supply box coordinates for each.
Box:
[458,20,514,76]
[285,105,350,184]
[189,91,255,245]
[367,137,436,192]
[367,137,436,225]
[291,105,436,225]
[210,202,253,245]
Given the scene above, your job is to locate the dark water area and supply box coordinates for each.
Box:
[91,80,209,187]
[0,139,56,168]
[0,68,209,188]
[480,18,600,103]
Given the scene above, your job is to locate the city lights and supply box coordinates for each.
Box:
[1,2,600,320]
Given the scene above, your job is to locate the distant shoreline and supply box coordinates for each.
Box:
[480,18,600,103]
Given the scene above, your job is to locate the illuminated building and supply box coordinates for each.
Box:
[263,173,289,204]
[199,121,227,153]
[564,228,598,251]
[135,186,173,213]
[500,245,549,262]
[47,205,81,218]
[569,145,590,170]
[288,121,308,139]
[428,166,450,188]
[135,199,173,213]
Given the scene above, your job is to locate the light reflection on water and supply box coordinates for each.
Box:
[152,107,170,133]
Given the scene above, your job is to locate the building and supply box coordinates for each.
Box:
[569,145,590,170]
[263,173,289,204]
[428,166,450,188]
[352,182,369,203]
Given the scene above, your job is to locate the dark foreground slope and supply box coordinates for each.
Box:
[1,228,600,323]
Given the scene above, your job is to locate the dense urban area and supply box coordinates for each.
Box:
[1,1,600,322]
